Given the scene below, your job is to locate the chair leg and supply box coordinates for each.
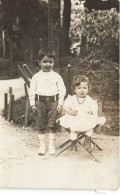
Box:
[90,139,103,151]
[57,139,71,149]
[77,134,85,140]
[55,143,72,157]
[77,133,103,151]
[77,139,100,162]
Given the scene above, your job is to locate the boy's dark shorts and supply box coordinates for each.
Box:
[35,100,58,132]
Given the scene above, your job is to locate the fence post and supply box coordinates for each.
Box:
[96,102,102,134]
[4,93,8,119]
[67,64,72,95]
[7,94,14,122]
[24,83,28,98]
[25,97,30,127]
[23,64,33,79]
[17,65,30,87]
[9,87,12,96]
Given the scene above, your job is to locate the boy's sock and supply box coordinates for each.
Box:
[38,134,46,155]
[49,133,56,155]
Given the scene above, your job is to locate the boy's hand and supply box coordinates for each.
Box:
[57,105,63,113]
[31,105,37,114]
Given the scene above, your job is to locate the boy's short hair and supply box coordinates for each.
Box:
[72,75,89,90]
[38,50,55,61]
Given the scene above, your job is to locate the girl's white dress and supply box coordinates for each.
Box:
[60,95,104,132]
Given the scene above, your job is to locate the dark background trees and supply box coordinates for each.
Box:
[0,0,119,77]
[61,0,71,57]
[84,0,119,11]
[0,0,48,77]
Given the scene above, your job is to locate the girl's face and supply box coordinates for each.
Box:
[75,82,88,98]
[40,56,54,72]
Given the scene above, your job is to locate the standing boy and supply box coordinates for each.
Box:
[29,51,66,155]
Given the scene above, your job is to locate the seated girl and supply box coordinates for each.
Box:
[59,75,106,151]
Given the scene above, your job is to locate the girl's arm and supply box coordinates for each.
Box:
[63,107,77,116]
[90,99,98,117]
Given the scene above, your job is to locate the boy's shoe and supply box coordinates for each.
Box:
[84,135,91,152]
[38,144,46,155]
[38,134,46,155]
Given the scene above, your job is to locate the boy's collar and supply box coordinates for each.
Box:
[40,69,53,73]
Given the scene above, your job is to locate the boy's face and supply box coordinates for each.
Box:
[75,82,88,98]
[40,56,54,72]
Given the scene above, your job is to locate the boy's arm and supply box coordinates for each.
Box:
[57,76,66,106]
[29,75,37,107]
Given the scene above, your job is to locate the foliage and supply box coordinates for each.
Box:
[61,56,119,101]
[70,8,119,62]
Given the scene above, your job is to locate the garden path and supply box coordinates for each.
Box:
[0,78,25,109]
[0,114,119,189]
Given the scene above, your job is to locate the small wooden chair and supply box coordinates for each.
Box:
[55,127,103,162]
[55,102,103,162]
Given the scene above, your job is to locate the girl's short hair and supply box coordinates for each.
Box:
[38,50,55,61]
[72,75,89,90]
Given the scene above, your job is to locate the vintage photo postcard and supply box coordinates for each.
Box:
[0,0,119,190]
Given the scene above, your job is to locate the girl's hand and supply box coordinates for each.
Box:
[63,107,77,116]
[98,116,106,125]
[71,110,77,116]
[31,105,37,114]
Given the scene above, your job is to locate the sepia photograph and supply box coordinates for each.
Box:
[0,0,119,190]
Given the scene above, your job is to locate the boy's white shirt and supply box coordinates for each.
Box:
[29,69,66,106]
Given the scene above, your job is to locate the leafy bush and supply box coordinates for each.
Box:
[70,9,119,62]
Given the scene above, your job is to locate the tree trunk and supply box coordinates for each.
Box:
[9,27,14,78]
[2,30,6,59]
[29,37,33,65]
[61,0,71,57]
[48,0,61,67]
[21,39,27,61]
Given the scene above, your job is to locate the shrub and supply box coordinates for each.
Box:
[70,9,119,62]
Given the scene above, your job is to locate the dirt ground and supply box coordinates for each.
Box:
[0,113,119,190]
